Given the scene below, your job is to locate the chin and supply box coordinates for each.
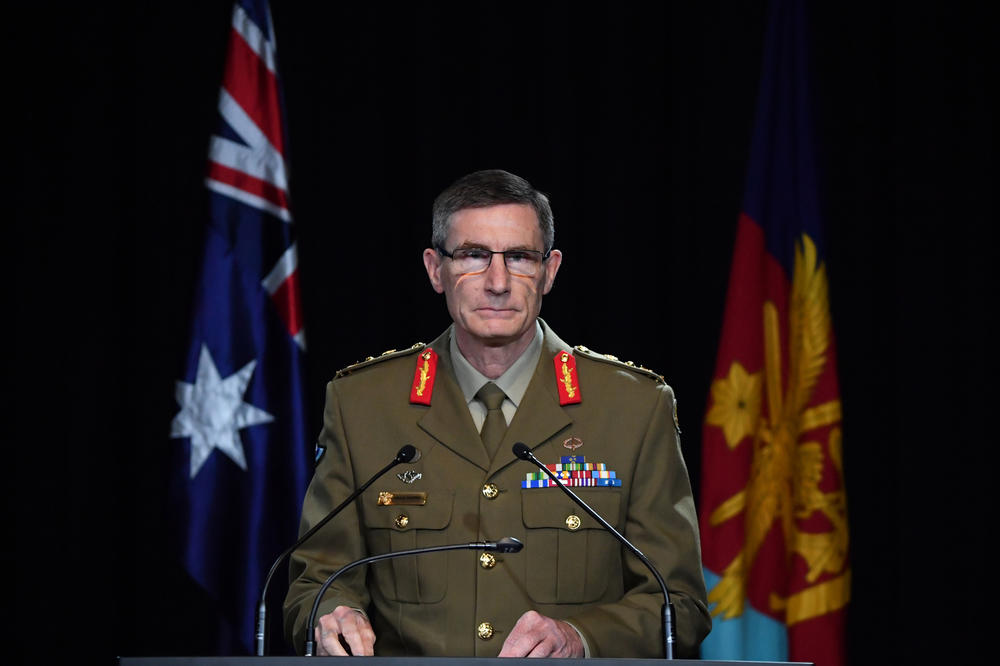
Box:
[469,319,528,344]
[474,326,520,343]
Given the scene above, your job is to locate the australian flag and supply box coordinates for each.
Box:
[169,0,310,654]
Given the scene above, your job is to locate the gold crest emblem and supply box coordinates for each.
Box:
[705,233,850,626]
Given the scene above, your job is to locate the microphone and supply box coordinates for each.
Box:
[512,442,676,659]
[304,537,524,656]
[255,444,421,656]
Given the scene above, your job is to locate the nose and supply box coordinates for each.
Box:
[483,252,511,293]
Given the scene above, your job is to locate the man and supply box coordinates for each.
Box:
[284,169,711,657]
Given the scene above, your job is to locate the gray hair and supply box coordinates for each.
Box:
[431,169,554,252]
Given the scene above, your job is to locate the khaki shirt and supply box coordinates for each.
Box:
[450,319,543,431]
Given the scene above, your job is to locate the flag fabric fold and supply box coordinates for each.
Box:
[169,0,309,654]
[699,2,849,665]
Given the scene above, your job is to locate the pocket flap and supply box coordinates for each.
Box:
[521,489,621,531]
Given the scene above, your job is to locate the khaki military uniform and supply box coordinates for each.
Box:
[284,320,711,657]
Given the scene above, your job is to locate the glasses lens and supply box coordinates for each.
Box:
[451,249,492,274]
[502,251,542,276]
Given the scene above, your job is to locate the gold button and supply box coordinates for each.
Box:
[477,622,494,640]
[394,514,409,528]
[479,552,497,569]
[482,483,499,499]
[565,514,581,530]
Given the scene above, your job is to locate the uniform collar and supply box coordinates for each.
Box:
[418,319,573,473]
[450,320,543,409]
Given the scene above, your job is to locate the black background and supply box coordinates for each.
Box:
[11,2,994,663]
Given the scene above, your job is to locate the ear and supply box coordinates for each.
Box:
[423,248,445,293]
[540,249,562,295]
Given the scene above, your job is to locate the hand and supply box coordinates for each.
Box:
[498,610,584,658]
[314,606,376,656]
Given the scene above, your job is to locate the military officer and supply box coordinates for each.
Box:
[283,169,711,657]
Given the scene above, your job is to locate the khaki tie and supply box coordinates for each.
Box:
[476,382,508,459]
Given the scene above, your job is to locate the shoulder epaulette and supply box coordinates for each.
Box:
[334,342,427,378]
[572,345,666,384]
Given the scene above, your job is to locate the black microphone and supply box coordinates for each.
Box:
[512,442,676,659]
[255,444,421,656]
[304,537,524,656]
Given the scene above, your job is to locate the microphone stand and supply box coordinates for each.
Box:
[513,442,676,659]
[304,537,523,656]
[255,444,420,656]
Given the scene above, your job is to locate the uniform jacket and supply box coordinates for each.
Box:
[283,320,711,657]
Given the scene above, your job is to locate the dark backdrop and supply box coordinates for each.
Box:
[12,2,994,664]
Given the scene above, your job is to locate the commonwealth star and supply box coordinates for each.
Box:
[171,344,274,478]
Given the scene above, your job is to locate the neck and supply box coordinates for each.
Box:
[455,325,537,379]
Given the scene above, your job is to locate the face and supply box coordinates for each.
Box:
[423,203,562,351]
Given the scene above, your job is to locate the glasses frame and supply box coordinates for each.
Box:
[436,246,552,277]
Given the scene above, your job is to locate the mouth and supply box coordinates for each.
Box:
[475,306,518,318]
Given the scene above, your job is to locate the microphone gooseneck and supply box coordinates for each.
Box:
[304,538,523,656]
[255,444,421,656]
[512,442,676,659]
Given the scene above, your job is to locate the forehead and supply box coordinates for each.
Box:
[447,203,543,249]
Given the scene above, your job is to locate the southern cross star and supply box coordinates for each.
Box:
[171,343,274,478]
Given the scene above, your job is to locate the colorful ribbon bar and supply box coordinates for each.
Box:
[545,463,607,472]
[526,471,617,480]
[521,478,622,488]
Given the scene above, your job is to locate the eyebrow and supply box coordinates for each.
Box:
[453,242,539,251]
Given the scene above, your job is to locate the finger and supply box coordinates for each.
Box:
[339,612,376,656]
[500,612,582,659]
[498,614,543,658]
[499,633,541,658]
[315,624,348,657]
[525,637,556,658]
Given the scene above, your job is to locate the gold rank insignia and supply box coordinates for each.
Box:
[573,344,666,384]
[409,348,439,405]
[335,342,426,378]
[553,350,582,405]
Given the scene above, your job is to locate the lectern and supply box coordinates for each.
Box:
[120,657,812,666]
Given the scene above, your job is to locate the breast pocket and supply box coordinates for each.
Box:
[521,489,622,604]
[360,489,455,603]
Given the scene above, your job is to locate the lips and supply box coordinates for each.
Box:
[476,307,518,317]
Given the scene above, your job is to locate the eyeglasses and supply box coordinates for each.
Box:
[437,246,551,277]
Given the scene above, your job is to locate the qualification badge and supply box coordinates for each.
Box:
[409,348,438,405]
[553,350,582,405]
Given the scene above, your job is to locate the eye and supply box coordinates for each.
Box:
[505,251,537,264]
[457,248,491,260]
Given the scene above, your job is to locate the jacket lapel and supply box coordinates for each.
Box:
[417,321,578,474]
[490,320,574,474]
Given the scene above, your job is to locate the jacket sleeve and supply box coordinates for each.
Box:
[565,383,712,657]
[283,380,370,653]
